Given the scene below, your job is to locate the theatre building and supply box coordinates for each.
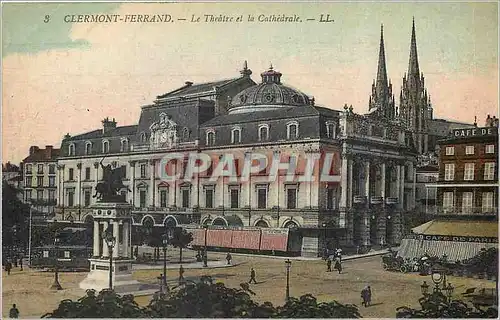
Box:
[398,117,498,261]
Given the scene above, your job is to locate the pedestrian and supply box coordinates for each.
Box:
[327,258,332,272]
[249,268,257,284]
[367,286,372,306]
[361,286,369,307]
[19,257,23,271]
[336,248,343,262]
[226,252,232,265]
[9,304,19,318]
[5,261,12,275]
[178,265,185,284]
[13,256,18,268]
[334,257,342,274]
[203,252,208,267]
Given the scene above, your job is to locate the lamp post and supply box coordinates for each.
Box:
[162,227,175,293]
[420,281,429,296]
[285,259,291,301]
[203,225,208,267]
[421,266,454,303]
[103,226,116,290]
[50,222,63,290]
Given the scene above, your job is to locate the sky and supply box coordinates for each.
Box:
[2,2,498,163]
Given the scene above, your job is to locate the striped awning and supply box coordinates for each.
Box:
[398,238,497,262]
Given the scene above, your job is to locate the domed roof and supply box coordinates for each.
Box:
[229,65,311,114]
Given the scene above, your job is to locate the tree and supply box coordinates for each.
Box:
[43,276,361,318]
[396,291,498,318]
[169,227,193,263]
[2,180,29,256]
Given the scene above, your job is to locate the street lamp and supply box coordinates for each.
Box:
[103,227,116,290]
[285,259,292,301]
[162,227,175,293]
[50,224,63,290]
[420,281,429,296]
[203,225,208,267]
[444,282,454,302]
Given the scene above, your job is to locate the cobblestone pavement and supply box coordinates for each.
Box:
[2,253,495,318]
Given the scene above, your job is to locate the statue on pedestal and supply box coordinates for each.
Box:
[93,158,131,202]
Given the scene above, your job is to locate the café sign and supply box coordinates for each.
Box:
[409,233,498,243]
[453,127,497,138]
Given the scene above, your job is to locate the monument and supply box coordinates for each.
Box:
[79,159,157,295]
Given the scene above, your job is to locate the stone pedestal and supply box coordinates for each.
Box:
[79,201,158,295]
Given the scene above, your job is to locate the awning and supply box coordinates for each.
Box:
[398,238,497,262]
[411,220,498,238]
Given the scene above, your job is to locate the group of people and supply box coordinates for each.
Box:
[361,286,372,307]
[4,257,23,275]
[326,248,343,274]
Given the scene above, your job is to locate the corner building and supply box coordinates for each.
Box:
[56,62,417,257]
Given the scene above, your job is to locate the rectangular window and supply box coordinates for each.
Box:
[68,190,74,207]
[485,144,495,154]
[230,189,239,208]
[25,189,32,201]
[160,190,167,208]
[482,192,494,213]
[43,251,49,258]
[140,164,147,178]
[181,189,190,208]
[205,189,214,208]
[37,176,44,187]
[327,188,334,209]
[461,192,473,213]
[26,164,32,174]
[37,164,44,174]
[465,146,475,155]
[443,192,454,210]
[139,190,146,208]
[326,123,336,138]
[257,188,267,209]
[25,176,32,187]
[445,146,454,156]
[37,189,43,200]
[85,167,91,180]
[68,168,74,181]
[444,163,455,181]
[287,188,297,209]
[84,190,91,207]
[49,164,56,174]
[464,163,475,181]
[484,162,495,180]
[64,251,70,258]
[48,190,55,201]
[231,129,241,144]
[49,176,55,187]
[120,190,127,202]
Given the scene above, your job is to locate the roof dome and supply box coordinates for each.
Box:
[229,65,311,114]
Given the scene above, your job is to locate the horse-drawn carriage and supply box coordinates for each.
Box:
[382,254,406,272]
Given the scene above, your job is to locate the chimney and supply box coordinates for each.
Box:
[102,117,117,134]
[29,146,39,155]
[185,81,193,86]
[46,145,53,159]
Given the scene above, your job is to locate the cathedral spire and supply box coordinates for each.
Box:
[408,17,420,88]
[376,24,388,89]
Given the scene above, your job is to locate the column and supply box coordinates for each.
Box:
[364,161,370,200]
[113,220,120,258]
[400,164,405,210]
[395,165,401,202]
[129,161,136,206]
[76,163,82,206]
[93,220,100,257]
[149,159,155,207]
[339,154,348,208]
[348,158,353,207]
[101,221,109,257]
[381,162,386,199]
[123,221,129,258]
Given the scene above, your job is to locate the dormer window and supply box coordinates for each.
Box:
[231,127,241,144]
[326,122,336,139]
[286,121,299,140]
[120,138,129,152]
[258,124,269,141]
[140,132,147,143]
[85,142,93,155]
[68,143,75,156]
[102,140,110,153]
[206,130,215,146]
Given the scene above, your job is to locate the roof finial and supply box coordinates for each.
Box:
[240,60,252,77]
[244,60,248,70]
[269,62,273,70]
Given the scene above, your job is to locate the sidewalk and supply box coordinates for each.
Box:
[133,260,242,270]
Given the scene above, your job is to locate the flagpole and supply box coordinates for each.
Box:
[28,206,33,267]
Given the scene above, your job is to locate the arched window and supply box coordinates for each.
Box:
[231,127,241,144]
[182,127,190,141]
[102,140,110,153]
[326,122,336,139]
[258,124,269,141]
[85,142,92,155]
[120,139,129,152]
[140,132,147,143]
[206,130,215,146]
[286,122,299,140]
[68,143,75,156]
